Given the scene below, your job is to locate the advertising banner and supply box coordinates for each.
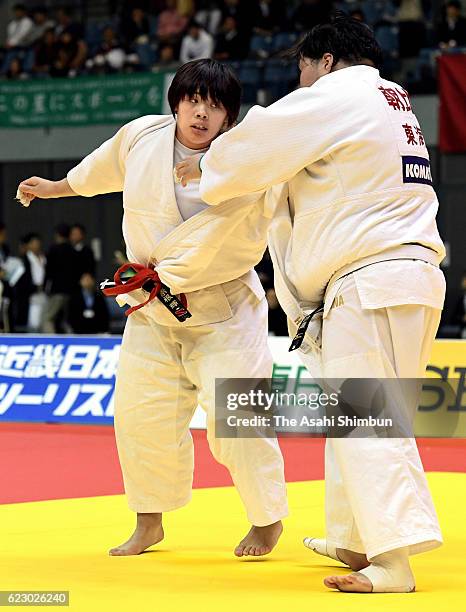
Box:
[0,335,464,434]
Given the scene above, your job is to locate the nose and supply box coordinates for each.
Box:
[195,104,208,119]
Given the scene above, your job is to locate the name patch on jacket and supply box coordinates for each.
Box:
[402,156,432,185]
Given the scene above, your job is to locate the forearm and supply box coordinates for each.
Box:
[49,178,77,198]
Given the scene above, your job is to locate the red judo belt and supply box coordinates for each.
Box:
[100,263,192,321]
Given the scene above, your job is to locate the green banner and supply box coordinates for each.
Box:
[0,72,170,128]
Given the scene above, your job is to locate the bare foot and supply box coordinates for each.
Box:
[324,572,373,593]
[336,548,370,571]
[109,512,164,556]
[234,520,283,557]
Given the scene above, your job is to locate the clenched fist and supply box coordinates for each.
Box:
[16,176,76,207]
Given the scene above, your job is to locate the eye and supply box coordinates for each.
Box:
[211,103,217,108]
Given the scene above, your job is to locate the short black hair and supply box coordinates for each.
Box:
[21,232,40,244]
[168,59,241,127]
[288,11,383,69]
[55,223,70,239]
[71,222,86,233]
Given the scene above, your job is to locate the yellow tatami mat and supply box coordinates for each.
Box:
[1,474,464,610]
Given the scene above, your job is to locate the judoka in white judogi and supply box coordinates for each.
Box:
[177,49,445,591]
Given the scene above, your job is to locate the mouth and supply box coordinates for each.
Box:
[191,124,208,132]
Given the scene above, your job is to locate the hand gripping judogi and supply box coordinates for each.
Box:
[196,66,445,588]
[66,115,288,527]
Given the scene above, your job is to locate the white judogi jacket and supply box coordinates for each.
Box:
[67,115,269,326]
[198,66,446,329]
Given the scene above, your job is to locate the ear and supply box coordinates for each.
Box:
[322,52,334,72]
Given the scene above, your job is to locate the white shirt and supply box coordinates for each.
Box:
[180,29,214,63]
[173,138,208,221]
[7,16,34,47]
[26,251,46,287]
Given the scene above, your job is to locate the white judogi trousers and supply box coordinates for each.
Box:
[114,278,288,526]
[300,260,444,560]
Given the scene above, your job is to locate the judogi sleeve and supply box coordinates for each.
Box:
[199,84,346,204]
[66,123,131,196]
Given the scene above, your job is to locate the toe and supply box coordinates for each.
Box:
[234,546,245,557]
[323,576,339,589]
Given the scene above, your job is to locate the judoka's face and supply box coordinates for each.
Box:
[175,94,228,150]
[299,54,333,87]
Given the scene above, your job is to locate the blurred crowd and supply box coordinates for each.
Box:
[1,219,464,338]
[0,1,465,90]
[0,221,110,335]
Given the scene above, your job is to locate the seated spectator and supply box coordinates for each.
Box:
[291,0,332,32]
[214,16,248,60]
[157,0,188,45]
[68,272,110,334]
[180,20,214,63]
[251,0,286,36]
[87,26,126,73]
[69,223,96,277]
[52,28,87,77]
[221,0,253,37]
[5,4,34,49]
[5,56,25,79]
[397,0,426,58]
[437,0,466,48]
[54,6,83,40]
[195,0,223,35]
[33,27,60,75]
[1,4,34,75]
[157,43,179,66]
[28,7,55,46]
[120,6,150,48]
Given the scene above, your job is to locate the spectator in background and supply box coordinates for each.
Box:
[292,0,333,32]
[121,6,150,49]
[195,0,223,35]
[69,223,96,277]
[5,4,34,49]
[86,26,127,73]
[157,0,188,45]
[54,6,83,39]
[251,0,286,36]
[5,56,24,79]
[214,16,248,60]
[1,4,34,75]
[156,43,176,65]
[180,20,214,62]
[28,7,55,46]
[396,0,425,58]
[437,0,466,48]
[33,27,60,75]
[68,272,109,334]
[42,223,80,334]
[221,0,252,39]
[51,28,87,77]
[15,233,46,332]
